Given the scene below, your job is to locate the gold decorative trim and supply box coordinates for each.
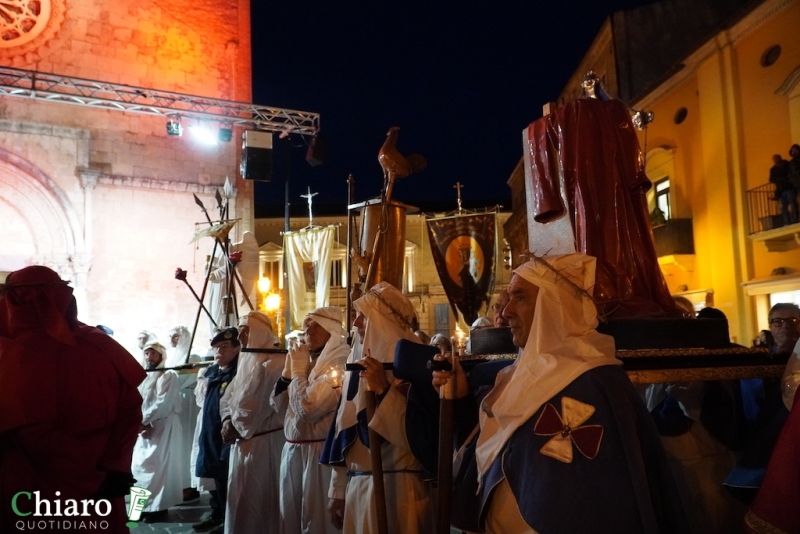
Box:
[744,509,789,534]
[626,365,785,384]
[616,347,772,358]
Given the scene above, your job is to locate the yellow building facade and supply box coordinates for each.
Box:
[550,0,800,344]
[633,0,800,343]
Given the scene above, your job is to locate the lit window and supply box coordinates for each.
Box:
[330,259,347,288]
[770,290,800,308]
[402,241,417,293]
[263,260,282,290]
[434,303,451,336]
[655,178,671,220]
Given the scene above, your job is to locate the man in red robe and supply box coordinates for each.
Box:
[0,266,146,533]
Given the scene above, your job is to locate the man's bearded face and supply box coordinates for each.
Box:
[144,348,163,369]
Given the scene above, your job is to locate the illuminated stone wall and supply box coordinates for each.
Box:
[0,0,253,356]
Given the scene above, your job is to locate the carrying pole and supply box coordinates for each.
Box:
[436,356,456,534]
[365,388,389,534]
[346,174,355,334]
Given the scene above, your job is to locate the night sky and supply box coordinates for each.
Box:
[250,0,654,214]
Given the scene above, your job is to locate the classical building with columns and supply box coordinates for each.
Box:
[0,0,258,355]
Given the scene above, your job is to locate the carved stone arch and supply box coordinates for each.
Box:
[0,146,84,281]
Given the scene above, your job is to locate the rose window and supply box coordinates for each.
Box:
[0,0,51,48]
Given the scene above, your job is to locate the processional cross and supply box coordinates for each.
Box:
[300,187,319,226]
[454,182,464,213]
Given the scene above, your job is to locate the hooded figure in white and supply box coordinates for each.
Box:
[166,325,201,492]
[437,254,689,534]
[131,342,184,513]
[220,311,285,534]
[272,307,349,534]
[328,282,432,534]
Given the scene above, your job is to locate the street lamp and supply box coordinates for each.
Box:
[259,276,283,342]
[265,293,281,312]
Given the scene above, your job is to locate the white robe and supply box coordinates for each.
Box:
[221,352,286,534]
[167,337,200,490]
[206,247,232,332]
[332,384,432,534]
[272,336,349,534]
[132,368,184,512]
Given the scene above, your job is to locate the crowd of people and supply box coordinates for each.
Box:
[769,143,800,226]
[2,259,798,534]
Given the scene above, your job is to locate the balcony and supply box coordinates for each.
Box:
[746,183,800,251]
[652,218,694,256]
[653,218,694,272]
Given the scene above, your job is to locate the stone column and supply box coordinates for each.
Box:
[76,168,100,317]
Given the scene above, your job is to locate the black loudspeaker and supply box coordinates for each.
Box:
[305,136,328,166]
[241,130,273,181]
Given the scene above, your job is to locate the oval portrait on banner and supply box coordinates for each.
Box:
[445,235,484,287]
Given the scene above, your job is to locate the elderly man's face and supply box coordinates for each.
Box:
[212,340,240,369]
[170,332,181,347]
[304,318,331,353]
[503,274,539,348]
[137,334,149,349]
[769,308,800,352]
[144,348,163,369]
[353,312,366,339]
[492,291,511,328]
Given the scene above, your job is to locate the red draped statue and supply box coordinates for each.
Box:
[523,98,681,318]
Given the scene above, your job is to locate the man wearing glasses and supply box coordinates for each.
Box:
[768,303,800,354]
[725,303,800,503]
[491,289,510,328]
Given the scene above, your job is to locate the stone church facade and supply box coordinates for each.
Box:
[0,0,254,355]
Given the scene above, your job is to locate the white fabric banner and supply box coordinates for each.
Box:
[284,226,335,330]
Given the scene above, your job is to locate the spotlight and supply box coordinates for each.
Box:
[166,116,182,137]
[189,122,218,146]
[218,125,233,143]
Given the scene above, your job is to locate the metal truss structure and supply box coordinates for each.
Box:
[0,66,320,136]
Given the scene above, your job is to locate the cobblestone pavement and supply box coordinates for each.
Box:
[128,492,463,533]
[128,493,210,534]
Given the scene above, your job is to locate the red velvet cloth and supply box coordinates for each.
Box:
[525,99,682,318]
[745,395,800,534]
[0,266,146,533]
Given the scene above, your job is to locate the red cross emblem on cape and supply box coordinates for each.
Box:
[533,396,604,463]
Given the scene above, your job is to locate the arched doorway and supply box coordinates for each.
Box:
[0,147,86,305]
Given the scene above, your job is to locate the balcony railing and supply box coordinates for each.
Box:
[746,183,783,235]
[652,218,694,256]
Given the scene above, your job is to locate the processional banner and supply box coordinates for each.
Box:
[284,226,335,330]
[426,212,496,325]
